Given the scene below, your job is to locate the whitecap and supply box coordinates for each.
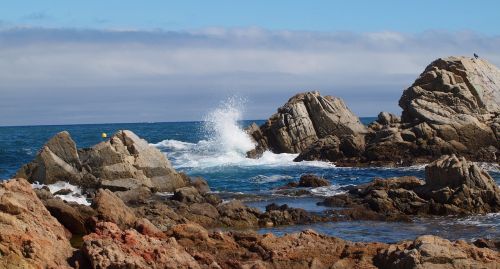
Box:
[32,181,90,206]
[310,184,347,196]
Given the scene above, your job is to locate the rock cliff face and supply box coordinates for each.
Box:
[16,130,188,192]
[252,56,500,165]
[247,91,366,158]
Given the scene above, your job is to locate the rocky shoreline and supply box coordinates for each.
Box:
[1,55,499,268]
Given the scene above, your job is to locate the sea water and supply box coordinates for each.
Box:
[0,100,498,243]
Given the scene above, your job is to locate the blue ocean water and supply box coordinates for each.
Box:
[0,108,498,243]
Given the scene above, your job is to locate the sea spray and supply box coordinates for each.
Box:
[202,96,256,155]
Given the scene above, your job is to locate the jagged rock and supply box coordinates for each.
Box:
[0,179,74,268]
[16,131,83,185]
[247,91,366,156]
[377,112,401,125]
[82,222,200,269]
[172,186,204,204]
[44,198,96,235]
[397,56,500,161]
[375,235,500,269]
[320,155,500,219]
[16,130,189,192]
[91,189,137,230]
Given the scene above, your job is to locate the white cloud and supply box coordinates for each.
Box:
[0,27,499,125]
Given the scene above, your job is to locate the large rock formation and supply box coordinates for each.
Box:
[246,91,367,158]
[0,179,74,268]
[320,155,500,219]
[255,56,500,165]
[16,130,188,192]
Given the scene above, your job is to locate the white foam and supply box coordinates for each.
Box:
[310,185,346,196]
[152,97,336,170]
[32,181,90,206]
[251,174,294,183]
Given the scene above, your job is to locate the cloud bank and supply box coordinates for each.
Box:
[1,27,499,126]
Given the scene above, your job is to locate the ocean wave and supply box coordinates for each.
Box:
[310,184,347,196]
[32,181,90,206]
[152,97,336,170]
[251,174,294,183]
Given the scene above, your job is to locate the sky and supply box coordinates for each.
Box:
[1,0,500,126]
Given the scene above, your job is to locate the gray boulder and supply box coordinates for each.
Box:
[247,91,366,156]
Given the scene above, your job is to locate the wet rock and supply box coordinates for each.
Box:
[298,174,331,187]
[0,179,73,268]
[53,188,72,195]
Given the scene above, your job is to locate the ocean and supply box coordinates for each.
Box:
[0,103,498,243]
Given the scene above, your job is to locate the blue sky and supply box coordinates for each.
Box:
[1,1,500,125]
[3,0,500,34]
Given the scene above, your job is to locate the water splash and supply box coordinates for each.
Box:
[202,96,256,155]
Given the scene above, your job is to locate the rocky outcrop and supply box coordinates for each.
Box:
[247,91,366,158]
[365,56,500,164]
[82,222,200,269]
[16,130,189,192]
[320,155,500,219]
[375,235,500,269]
[0,178,74,268]
[251,56,500,165]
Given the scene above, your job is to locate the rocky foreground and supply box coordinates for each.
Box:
[1,128,499,268]
[247,56,500,165]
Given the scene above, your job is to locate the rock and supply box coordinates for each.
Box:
[298,174,331,187]
[247,91,366,155]
[0,179,73,268]
[398,56,500,159]
[82,222,200,269]
[217,200,261,228]
[17,130,189,192]
[16,131,83,185]
[114,186,152,204]
[53,188,72,195]
[173,186,204,203]
[44,198,95,235]
[377,112,401,125]
[375,235,500,269]
[190,177,210,193]
[320,155,500,219]
[91,188,137,229]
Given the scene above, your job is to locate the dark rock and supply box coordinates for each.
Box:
[298,174,331,187]
[53,188,72,195]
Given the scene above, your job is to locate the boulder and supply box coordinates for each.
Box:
[16,131,83,185]
[397,56,500,160]
[91,189,137,230]
[247,91,366,156]
[43,198,95,235]
[0,179,74,268]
